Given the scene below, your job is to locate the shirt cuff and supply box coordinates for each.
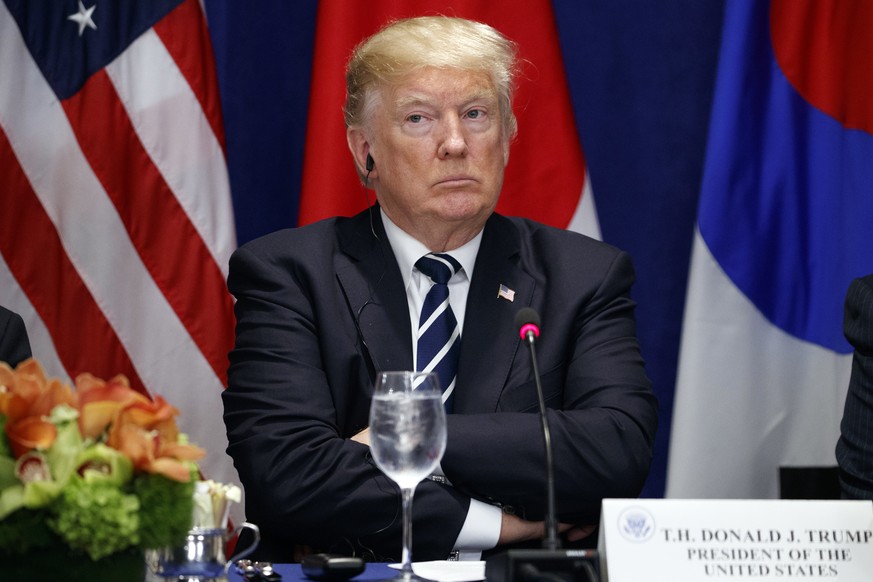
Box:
[453,498,501,557]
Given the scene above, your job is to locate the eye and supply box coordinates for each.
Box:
[407,114,423,123]
[466,109,484,119]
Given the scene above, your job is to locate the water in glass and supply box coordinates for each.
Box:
[369,371,447,581]
[370,390,446,489]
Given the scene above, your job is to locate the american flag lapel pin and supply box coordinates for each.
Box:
[497,284,515,302]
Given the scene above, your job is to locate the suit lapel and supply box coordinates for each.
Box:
[335,208,413,374]
[334,210,535,407]
[455,215,535,413]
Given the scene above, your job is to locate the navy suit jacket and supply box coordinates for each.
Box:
[223,208,657,561]
[0,305,32,368]
[836,274,873,499]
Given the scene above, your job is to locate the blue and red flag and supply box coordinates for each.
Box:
[668,0,873,498]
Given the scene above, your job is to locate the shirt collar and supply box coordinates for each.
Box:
[380,208,482,287]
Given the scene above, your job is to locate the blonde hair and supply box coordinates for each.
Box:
[344,16,519,139]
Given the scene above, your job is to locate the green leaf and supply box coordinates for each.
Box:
[0,453,18,489]
[0,415,11,458]
[22,479,64,509]
[44,413,85,486]
[0,484,25,520]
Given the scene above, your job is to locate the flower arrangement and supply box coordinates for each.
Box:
[0,358,205,564]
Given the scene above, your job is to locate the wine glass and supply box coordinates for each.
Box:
[369,371,447,581]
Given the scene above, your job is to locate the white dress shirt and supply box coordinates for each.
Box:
[381,209,501,559]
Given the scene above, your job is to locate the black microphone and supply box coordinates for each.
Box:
[516,307,541,342]
[514,308,558,551]
[484,308,600,582]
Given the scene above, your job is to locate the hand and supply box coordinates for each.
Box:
[564,524,597,542]
[498,512,543,545]
[498,513,597,545]
[350,427,370,445]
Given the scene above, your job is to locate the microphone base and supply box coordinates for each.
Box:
[484,548,600,582]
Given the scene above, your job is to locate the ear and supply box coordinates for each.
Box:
[502,134,511,167]
[347,127,373,180]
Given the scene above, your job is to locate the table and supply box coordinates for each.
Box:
[226,562,396,582]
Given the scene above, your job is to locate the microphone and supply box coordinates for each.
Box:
[517,307,541,343]
[514,308,558,551]
[484,308,600,582]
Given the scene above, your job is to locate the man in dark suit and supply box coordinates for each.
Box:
[222,16,657,562]
[0,305,32,368]
[836,274,873,499]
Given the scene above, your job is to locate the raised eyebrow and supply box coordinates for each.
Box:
[395,96,429,110]
[394,91,498,112]
[461,90,498,109]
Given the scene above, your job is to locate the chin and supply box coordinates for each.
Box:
[436,193,496,223]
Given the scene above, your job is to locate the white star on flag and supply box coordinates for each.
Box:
[68,1,97,36]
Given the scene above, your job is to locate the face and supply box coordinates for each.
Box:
[350,67,510,245]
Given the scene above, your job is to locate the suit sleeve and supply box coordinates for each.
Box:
[222,241,469,562]
[0,307,32,368]
[441,249,657,523]
[836,275,873,499]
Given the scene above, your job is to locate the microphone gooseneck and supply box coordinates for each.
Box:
[515,307,559,551]
[485,310,600,581]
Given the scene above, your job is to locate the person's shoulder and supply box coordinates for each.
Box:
[847,274,873,302]
[233,215,355,262]
[241,218,340,248]
[0,304,24,328]
[857,273,873,290]
[501,215,624,258]
[492,215,636,295]
[0,304,31,366]
[846,274,873,313]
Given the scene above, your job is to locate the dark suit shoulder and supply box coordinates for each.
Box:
[232,210,377,264]
[845,274,873,353]
[0,305,18,328]
[837,275,873,498]
[233,217,342,258]
[0,305,32,368]
[497,215,631,279]
[502,215,622,254]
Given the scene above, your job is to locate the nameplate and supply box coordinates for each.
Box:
[597,498,873,581]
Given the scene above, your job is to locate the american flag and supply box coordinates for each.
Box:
[0,0,238,495]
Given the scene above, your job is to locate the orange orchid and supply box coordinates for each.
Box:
[106,395,205,482]
[0,360,204,482]
[75,372,149,440]
[0,359,76,458]
[1,358,224,560]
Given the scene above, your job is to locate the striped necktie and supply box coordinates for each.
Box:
[415,253,462,412]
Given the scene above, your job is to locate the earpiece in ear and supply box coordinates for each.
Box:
[366,154,375,172]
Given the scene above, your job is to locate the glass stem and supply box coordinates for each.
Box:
[400,486,415,576]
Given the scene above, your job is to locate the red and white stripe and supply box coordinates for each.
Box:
[0,0,238,499]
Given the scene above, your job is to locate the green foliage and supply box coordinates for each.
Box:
[133,471,195,549]
[76,443,133,486]
[0,507,54,554]
[2,472,198,560]
[0,416,10,458]
[50,477,140,560]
